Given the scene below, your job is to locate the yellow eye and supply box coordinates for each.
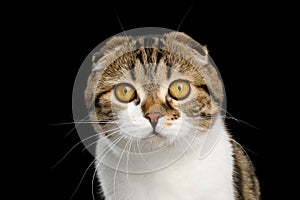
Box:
[168,79,190,100]
[114,83,136,103]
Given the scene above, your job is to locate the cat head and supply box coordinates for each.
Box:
[85,32,224,151]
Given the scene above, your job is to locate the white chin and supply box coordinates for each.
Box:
[140,132,174,150]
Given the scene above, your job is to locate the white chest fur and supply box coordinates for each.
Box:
[96,123,234,200]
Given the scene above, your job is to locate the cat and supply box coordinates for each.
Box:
[84,31,260,200]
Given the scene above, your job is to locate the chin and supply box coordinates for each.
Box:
[138,131,176,151]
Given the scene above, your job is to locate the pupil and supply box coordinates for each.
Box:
[178,84,182,92]
[123,87,128,94]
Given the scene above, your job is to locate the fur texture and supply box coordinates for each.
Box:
[85,32,260,200]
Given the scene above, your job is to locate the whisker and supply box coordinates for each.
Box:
[136,139,151,167]
[184,123,207,131]
[73,121,119,124]
[49,115,93,138]
[56,121,119,124]
[69,135,125,200]
[113,7,136,70]
[113,138,131,200]
[69,157,98,200]
[52,127,121,169]
[176,1,196,32]
[228,117,262,131]
[231,139,258,156]
[126,137,133,185]
[114,8,128,40]
[181,134,198,154]
[175,137,186,154]
[49,120,119,125]
[183,113,262,131]
[82,130,122,152]
[91,135,126,200]
[48,115,90,126]
[220,108,262,131]
[52,135,97,169]
[230,139,256,171]
[168,1,196,68]
[64,115,91,137]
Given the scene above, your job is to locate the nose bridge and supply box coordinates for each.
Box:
[141,97,166,116]
[141,83,160,112]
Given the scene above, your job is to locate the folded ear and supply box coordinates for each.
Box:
[192,45,224,106]
[85,51,106,109]
[166,32,224,106]
[92,52,105,72]
[84,70,98,110]
[191,45,209,65]
[91,36,133,72]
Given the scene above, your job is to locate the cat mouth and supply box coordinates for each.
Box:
[151,130,159,135]
[147,130,165,138]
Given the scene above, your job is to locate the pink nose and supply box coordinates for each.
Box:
[145,112,161,128]
[145,112,161,122]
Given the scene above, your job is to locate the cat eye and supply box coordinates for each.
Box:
[114,83,136,103]
[168,79,190,100]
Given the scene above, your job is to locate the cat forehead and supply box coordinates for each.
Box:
[97,48,205,90]
[89,32,224,104]
[92,32,208,69]
[93,32,209,84]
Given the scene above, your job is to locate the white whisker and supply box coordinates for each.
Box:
[52,127,121,168]
[230,139,255,171]
[181,135,198,155]
[176,1,195,32]
[182,111,261,131]
[64,115,90,137]
[73,121,119,124]
[126,137,133,185]
[49,120,119,125]
[91,135,126,200]
[68,135,125,200]
[49,115,90,126]
[82,130,122,152]
[113,138,131,200]
[220,108,262,131]
[52,134,97,169]
[136,139,151,167]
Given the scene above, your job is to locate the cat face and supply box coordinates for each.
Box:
[85,32,224,151]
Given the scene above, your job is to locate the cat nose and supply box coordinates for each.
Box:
[145,112,161,128]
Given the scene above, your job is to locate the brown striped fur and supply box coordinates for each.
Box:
[232,141,261,199]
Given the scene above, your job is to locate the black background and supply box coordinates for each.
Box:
[47,1,291,199]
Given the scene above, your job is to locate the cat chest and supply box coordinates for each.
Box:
[98,132,235,200]
[110,154,234,200]
[128,160,206,199]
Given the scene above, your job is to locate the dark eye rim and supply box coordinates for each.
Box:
[168,79,191,101]
[114,83,137,103]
